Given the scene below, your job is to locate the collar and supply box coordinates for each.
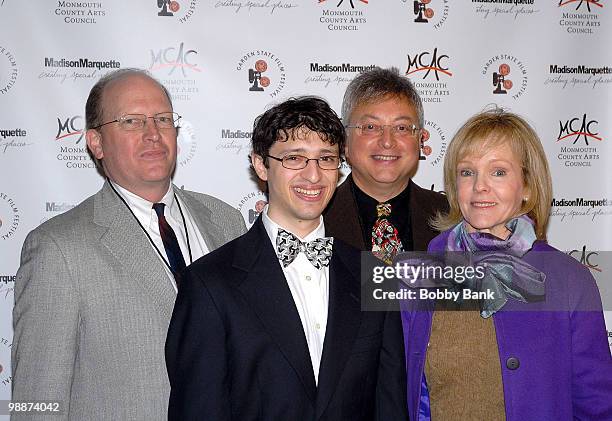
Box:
[110,180,176,230]
[262,205,326,246]
[351,177,411,209]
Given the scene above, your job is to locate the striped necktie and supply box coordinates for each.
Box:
[152,202,187,283]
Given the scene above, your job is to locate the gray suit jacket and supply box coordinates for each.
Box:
[11,181,246,421]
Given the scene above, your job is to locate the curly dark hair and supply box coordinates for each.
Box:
[251,96,345,166]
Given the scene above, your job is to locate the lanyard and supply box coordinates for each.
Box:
[107,180,194,273]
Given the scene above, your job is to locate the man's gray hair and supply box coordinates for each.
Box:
[85,68,173,130]
[341,67,424,128]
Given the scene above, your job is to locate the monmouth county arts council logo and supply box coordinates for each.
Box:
[558,0,603,34]
[405,47,453,103]
[317,0,369,31]
[555,112,604,168]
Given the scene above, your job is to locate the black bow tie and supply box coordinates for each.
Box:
[276,229,333,269]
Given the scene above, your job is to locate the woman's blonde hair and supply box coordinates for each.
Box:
[432,108,552,239]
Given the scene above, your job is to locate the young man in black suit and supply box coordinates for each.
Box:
[165,96,407,420]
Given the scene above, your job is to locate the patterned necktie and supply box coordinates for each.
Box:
[276,229,334,269]
[152,203,187,283]
[371,203,403,265]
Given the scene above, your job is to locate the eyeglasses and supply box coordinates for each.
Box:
[346,123,421,138]
[266,154,342,170]
[92,112,181,131]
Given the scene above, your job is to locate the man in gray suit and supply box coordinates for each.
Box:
[11,68,246,420]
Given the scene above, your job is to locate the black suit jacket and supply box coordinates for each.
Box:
[324,175,449,251]
[166,217,408,421]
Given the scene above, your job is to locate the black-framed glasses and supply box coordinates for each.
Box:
[266,154,342,170]
[91,112,181,131]
[346,123,421,138]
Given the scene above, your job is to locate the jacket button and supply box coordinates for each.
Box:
[506,357,520,370]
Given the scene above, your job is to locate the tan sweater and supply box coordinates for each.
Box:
[425,301,506,420]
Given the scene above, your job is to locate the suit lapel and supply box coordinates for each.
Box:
[315,241,362,419]
[234,218,317,402]
[174,187,227,252]
[324,175,367,250]
[94,182,176,320]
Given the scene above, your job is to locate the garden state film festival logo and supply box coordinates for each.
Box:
[237,190,267,226]
[555,113,603,168]
[410,0,449,29]
[237,51,286,98]
[0,192,19,241]
[405,47,453,103]
[317,0,368,31]
[482,55,527,100]
[157,0,197,23]
[177,119,197,167]
[54,115,96,169]
[149,42,200,101]
[418,120,447,167]
[0,336,12,388]
[0,45,18,95]
[558,0,603,34]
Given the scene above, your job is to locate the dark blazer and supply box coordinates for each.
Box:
[165,217,408,421]
[324,175,449,251]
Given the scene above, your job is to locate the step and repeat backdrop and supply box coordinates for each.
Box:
[0,0,611,406]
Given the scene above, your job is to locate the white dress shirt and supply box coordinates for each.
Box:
[262,206,329,384]
[111,181,209,292]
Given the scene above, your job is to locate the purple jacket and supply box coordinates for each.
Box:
[401,230,612,421]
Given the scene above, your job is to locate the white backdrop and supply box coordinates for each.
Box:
[1,0,611,410]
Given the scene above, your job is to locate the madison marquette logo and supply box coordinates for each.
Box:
[0,45,17,95]
[550,197,612,222]
[217,128,252,155]
[54,115,95,169]
[405,47,453,103]
[149,42,201,101]
[214,0,298,14]
[0,192,19,241]
[0,127,30,154]
[555,113,604,168]
[482,54,527,100]
[418,120,447,167]
[558,0,603,34]
[157,0,197,23]
[305,61,376,88]
[472,0,540,20]
[41,200,77,224]
[545,63,612,89]
[411,0,449,29]
[236,51,286,98]
[0,275,15,299]
[40,56,120,84]
[54,1,107,24]
[317,0,368,31]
